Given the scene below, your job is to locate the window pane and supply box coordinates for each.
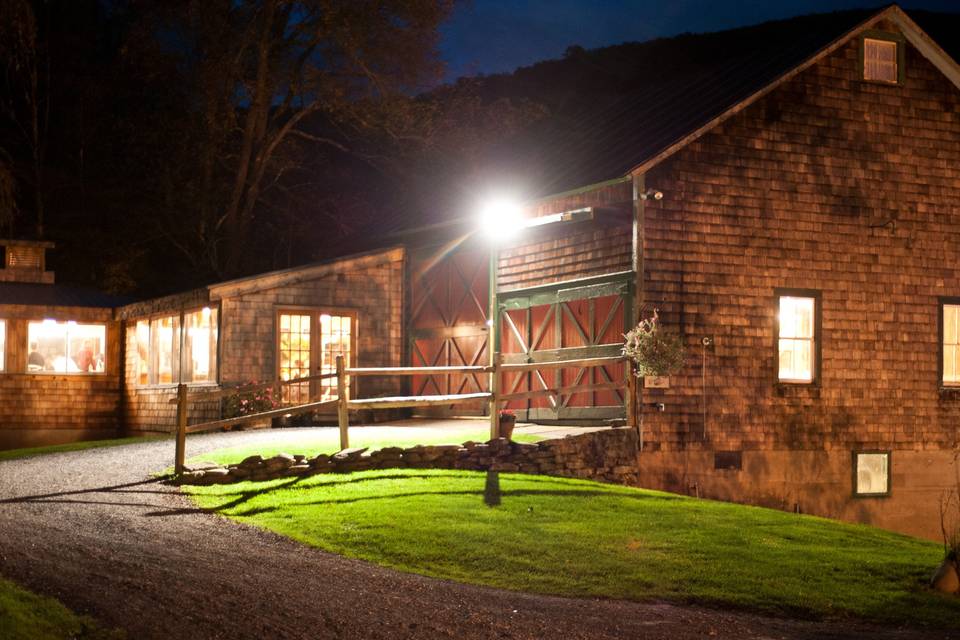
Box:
[279,313,311,403]
[856,453,889,495]
[183,307,218,383]
[27,321,106,374]
[945,305,959,345]
[779,296,814,339]
[0,319,5,372]
[319,314,353,402]
[136,320,150,385]
[779,338,813,382]
[151,316,180,384]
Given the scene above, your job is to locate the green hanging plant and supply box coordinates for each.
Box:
[623,311,686,377]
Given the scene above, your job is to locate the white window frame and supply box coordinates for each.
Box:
[776,291,819,385]
[941,301,960,387]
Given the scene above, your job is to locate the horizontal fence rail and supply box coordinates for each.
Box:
[346,365,494,376]
[185,400,338,435]
[173,354,636,475]
[168,372,338,404]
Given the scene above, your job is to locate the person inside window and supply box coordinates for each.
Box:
[75,339,95,372]
[27,342,45,371]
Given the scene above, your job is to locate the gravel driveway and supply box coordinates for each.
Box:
[0,430,953,639]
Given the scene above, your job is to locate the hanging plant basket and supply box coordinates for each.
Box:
[623,311,685,387]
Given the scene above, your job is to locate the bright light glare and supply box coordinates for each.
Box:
[477,198,525,241]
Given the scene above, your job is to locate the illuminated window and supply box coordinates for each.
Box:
[319,313,353,402]
[943,303,960,386]
[136,308,217,386]
[135,320,150,385]
[278,310,356,404]
[183,307,218,383]
[863,37,899,83]
[279,313,312,403]
[150,315,180,384]
[0,319,5,372]
[854,451,890,497]
[27,320,106,374]
[777,293,817,383]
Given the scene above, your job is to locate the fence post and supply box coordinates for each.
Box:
[336,354,349,449]
[489,353,500,440]
[174,383,187,475]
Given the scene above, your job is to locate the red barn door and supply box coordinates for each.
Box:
[408,245,489,415]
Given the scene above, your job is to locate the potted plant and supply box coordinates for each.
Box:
[623,310,685,388]
[498,409,517,440]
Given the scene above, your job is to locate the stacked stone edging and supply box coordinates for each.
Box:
[177,427,639,486]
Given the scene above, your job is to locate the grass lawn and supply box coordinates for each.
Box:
[187,425,542,467]
[0,575,121,640]
[186,468,960,629]
[0,436,168,462]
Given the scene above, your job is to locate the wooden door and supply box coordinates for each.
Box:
[409,245,489,415]
[499,273,630,422]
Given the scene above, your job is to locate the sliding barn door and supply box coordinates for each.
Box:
[408,245,489,415]
[499,273,631,422]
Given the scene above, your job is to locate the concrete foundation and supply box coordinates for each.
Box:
[638,449,960,541]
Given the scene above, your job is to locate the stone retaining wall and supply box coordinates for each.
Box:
[177,427,639,486]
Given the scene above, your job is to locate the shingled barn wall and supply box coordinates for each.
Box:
[498,181,634,292]
[637,24,960,539]
[0,304,121,447]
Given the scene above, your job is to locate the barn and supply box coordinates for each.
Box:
[2,5,960,540]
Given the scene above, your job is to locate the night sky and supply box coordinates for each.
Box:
[440,0,960,80]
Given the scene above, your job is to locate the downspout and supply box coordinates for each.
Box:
[632,173,645,451]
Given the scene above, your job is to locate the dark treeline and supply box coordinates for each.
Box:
[0,0,542,296]
[1,3,958,298]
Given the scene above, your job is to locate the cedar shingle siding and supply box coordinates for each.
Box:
[637,24,960,538]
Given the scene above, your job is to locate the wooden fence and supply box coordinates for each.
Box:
[172,355,637,474]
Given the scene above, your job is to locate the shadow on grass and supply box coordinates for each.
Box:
[219,486,679,518]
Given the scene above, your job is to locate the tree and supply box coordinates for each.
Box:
[0,160,15,234]
[0,0,49,238]
[126,0,453,279]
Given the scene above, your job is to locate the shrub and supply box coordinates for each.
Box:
[623,311,685,377]
[223,381,280,418]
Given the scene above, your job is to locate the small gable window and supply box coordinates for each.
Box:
[863,37,899,84]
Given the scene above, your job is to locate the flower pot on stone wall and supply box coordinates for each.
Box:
[498,412,516,440]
